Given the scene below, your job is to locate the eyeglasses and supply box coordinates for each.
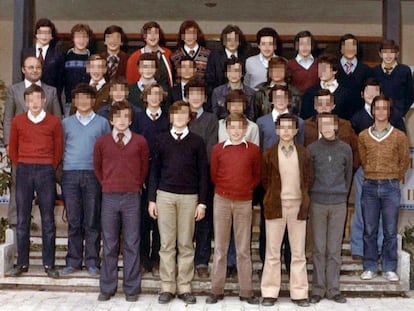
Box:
[24,66,42,71]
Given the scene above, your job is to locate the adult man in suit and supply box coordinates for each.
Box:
[3,56,62,227]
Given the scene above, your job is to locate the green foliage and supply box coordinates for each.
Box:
[0,217,8,243]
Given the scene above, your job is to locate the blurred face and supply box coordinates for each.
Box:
[110,109,131,132]
[73,93,94,114]
[73,31,89,52]
[183,27,197,48]
[226,120,247,144]
[318,62,336,82]
[146,87,163,108]
[25,92,45,117]
[379,49,398,66]
[226,63,242,83]
[110,84,128,102]
[144,27,160,48]
[170,106,190,129]
[298,36,312,58]
[104,32,122,53]
[224,31,240,53]
[314,95,335,113]
[259,36,276,59]
[362,85,380,105]
[139,60,157,79]
[272,89,289,112]
[22,57,42,82]
[318,116,337,140]
[188,88,205,110]
[276,119,298,142]
[373,100,390,122]
[269,65,286,83]
[178,60,196,81]
[36,26,53,46]
[87,59,107,82]
[228,101,244,114]
[341,39,357,60]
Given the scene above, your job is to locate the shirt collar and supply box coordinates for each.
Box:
[272,108,289,122]
[381,62,397,73]
[184,44,199,55]
[75,110,96,125]
[192,107,204,119]
[146,107,162,119]
[170,126,189,140]
[320,79,339,93]
[225,48,238,59]
[340,56,358,69]
[364,103,373,118]
[90,78,106,90]
[27,109,46,124]
[295,54,314,69]
[36,43,49,56]
[24,79,41,88]
[137,78,156,91]
[259,53,275,68]
[67,47,90,55]
[223,138,248,148]
[112,128,132,143]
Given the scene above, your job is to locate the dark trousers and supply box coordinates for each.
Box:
[62,170,101,269]
[16,163,56,267]
[100,192,141,296]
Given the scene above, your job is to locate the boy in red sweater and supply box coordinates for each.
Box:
[93,100,149,302]
[8,85,63,278]
[207,113,261,305]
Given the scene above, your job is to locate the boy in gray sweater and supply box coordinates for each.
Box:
[307,113,352,304]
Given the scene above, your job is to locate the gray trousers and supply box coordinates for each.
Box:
[310,202,346,298]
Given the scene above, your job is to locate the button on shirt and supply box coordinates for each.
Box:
[112,128,132,145]
[76,111,96,126]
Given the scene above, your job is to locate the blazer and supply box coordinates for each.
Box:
[3,81,62,145]
[100,50,129,82]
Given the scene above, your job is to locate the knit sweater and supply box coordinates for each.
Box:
[62,114,111,170]
[308,137,353,204]
[9,113,63,169]
[210,141,261,201]
[93,133,149,192]
[287,58,319,95]
[188,111,218,163]
[64,49,90,103]
[358,126,409,181]
[351,108,406,135]
[171,46,210,81]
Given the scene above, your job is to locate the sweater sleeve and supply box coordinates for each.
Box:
[8,117,18,165]
[345,145,353,191]
[398,132,410,181]
[93,139,103,184]
[206,115,219,163]
[138,136,150,189]
[358,132,367,170]
[148,137,162,202]
[251,146,262,188]
[210,144,219,186]
[53,119,64,169]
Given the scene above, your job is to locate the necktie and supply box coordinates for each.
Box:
[385,67,393,75]
[117,132,125,148]
[107,55,119,80]
[175,132,183,141]
[189,49,195,57]
[345,61,353,75]
[38,48,44,64]
[91,82,98,91]
[190,111,197,120]
[150,113,158,120]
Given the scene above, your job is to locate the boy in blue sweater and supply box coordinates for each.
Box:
[61,83,110,276]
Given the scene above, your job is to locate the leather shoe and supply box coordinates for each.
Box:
[158,292,174,304]
[310,295,322,303]
[9,265,29,277]
[86,266,100,276]
[205,293,224,304]
[261,297,277,306]
[292,298,310,307]
[196,266,209,278]
[125,294,139,302]
[44,266,59,278]
[330,294,347,303]
[97,292,113,301]
[239,296,260,304]
[177,292,196,304]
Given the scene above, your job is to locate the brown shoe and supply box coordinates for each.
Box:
[196,266,209,278]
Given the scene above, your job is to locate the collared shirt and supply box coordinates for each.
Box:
[106,53,120,62]
[146,107,162,120]
[340,56,358,74]
[112,128,132,145]
[269,81,286,88]
[371,122,392,139]
[272,108,289,122]
[296,54,314,70]
[364,103,373,118]
[192,107,204,119]
[259,53,275,69]
[320,79,339,94]
[382,62,397,74]
[36,43,49,59]
[180,81,187,100]
[225,48,238,59]
[75,110,96,126]
[27,109,46,124]
[184,44,199,56]
[170,126,189,140]
[90,78,106,91]
[24,79,41,88]
[279,143,295,158]
[223,138,248,148]
[137,78,156,92]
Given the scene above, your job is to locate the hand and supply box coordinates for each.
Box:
[194,205,206,221]
[148,201,158,219]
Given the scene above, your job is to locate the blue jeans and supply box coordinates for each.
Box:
[16,163,56,267]
[351,167,383,256]
[62,170,102,269]
[361,179,400,272]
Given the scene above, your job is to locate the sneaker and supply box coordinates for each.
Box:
[86,266,100,276]
[383,271,399,282]
[360,270,377,280]
[61,266,79,275]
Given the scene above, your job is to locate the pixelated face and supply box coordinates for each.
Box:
[276,119,298,142]
[224,31,240,53]
[314,95,335,113]
[73,31,89,52]
[22,57,42,82]
[379,48,398,66]
[25,92,46,116]
[182,27,198,48]
[226,120,247,143]
[139,60,157,79]
[341,39,357,60]
[269,65,286,83]
[373,99,390,122]
[110,84,128,102]
[87,59,107,81]
[226,63,242,83]
[318,116,337,140]
[188,88,205,110]
[228,101,244,114]
[259,36,276,59]
[362,85,380,105]
[170,106,190,128]
[177,60,196,80]
[110,109,131,131]
[298,36,312,58]
[272,89,289,111]
[104,32,122,53]
[74,93,94,113]
[36,26,53,46]
[146,87,163,108]
[318,62,336,82]
[144,27,160,48]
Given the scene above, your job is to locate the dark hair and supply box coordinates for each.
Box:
[225,57,244,76]
[178,56,196,66]
[267,57,289,82]
[71,83,96,100]
[225,89,247,111]
[371,94,392,119]
[137,52,159,69]
[24,84,45,99]
[141,83,166,104]
[35,18,58,46]
[177,20,206,47]
[314,89,335,106]
[269,84,291,102]
[109,76,128,87]
[225,113,248,128]
[142,21,166,46]
[109,100,132,122]
[220,25,248,55]
[256,27,282,55]
[70,23,93,41]
[184,78,206,97]
[88,54,107,65]
[317,112,339,134]
[103,25,127,47]
[339,33,362,58]
[362,77,382,93]
[294,30,317,53]
[275,113,298,129]
[22,55,41,68]
[318,54,339,72]
[169,100,191,118]
[379,39,399,53]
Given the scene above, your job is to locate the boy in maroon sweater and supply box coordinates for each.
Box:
[207,113,261,305]
[93,100,149,302]
[8,85,63,278]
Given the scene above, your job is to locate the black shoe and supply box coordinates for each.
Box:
[239,296,260,305]
[310,295,322,304]
[292,299,310,307]
[205,293,224,304]
[330,294,347,303]
[261,297,277,306]
[158,292,175,304]
[9,265,28,276]
[44,266,59,278]
[97,292,113,301]
[125,294,139,302]
[177,292,196,304]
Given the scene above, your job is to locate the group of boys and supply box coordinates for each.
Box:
[3,18,412,307]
